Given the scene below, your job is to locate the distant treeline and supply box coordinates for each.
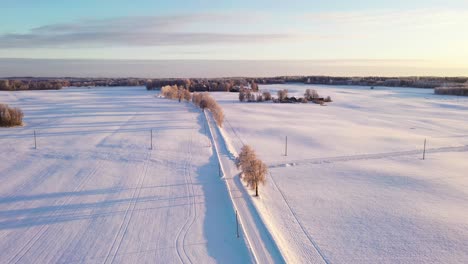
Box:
[2,76,467,91]
[147,76,468,91]
[435,83,468,96]
[0,79,65,91]
[146,78,258,92]
[0,78,147,91]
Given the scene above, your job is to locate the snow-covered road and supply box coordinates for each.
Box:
[204,110,285,264]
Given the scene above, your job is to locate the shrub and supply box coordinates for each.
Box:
[0,104,23,127]
[324,96,332,102]
[262,91,272,101]
[301,97,308,103]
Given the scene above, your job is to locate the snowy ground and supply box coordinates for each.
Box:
[0,87,251,264]
[211,84,468,264]
[2,85,467,264]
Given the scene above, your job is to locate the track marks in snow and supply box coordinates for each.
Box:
[103,152,152,264]
[175,134,197,264]
[269,171,329,264]
[8,159,106,264]
[268,145,468,168]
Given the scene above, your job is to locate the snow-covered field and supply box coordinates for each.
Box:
[212,84,468,264]
[0,87,251,264]
[1,85,467,264]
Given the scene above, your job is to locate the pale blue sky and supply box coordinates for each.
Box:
[1,0,467,72]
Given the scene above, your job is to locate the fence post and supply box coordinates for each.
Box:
[285,136,288,156]
[150,129,153,150]
[34,130,37,149]
[423,138,426,160]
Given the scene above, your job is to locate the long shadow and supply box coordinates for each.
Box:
[0,201,203,230]
[0,194,204,218]
[193,109,251,263]
[0,188,119,204]
[0,125,195,139]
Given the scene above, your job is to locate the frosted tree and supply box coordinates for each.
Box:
[237,145,256,169]
[239,89,246,102]
[304,89,319,100]
[277,89,288,101]
[262,91,272,101]
[243,158,267,197]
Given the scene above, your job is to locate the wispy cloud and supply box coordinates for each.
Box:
[303,8,468,29]
[0,14,294,48]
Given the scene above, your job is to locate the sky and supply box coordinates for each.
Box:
[1,0,468,76]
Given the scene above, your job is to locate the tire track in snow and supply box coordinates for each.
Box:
[9,158,106,264]
[181,134,197,263]
[95,112,139,149]
[268,145,468,168]
[103,151,151,264]
[174,134,195,264]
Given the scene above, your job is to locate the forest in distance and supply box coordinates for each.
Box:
[1,76,468,92]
